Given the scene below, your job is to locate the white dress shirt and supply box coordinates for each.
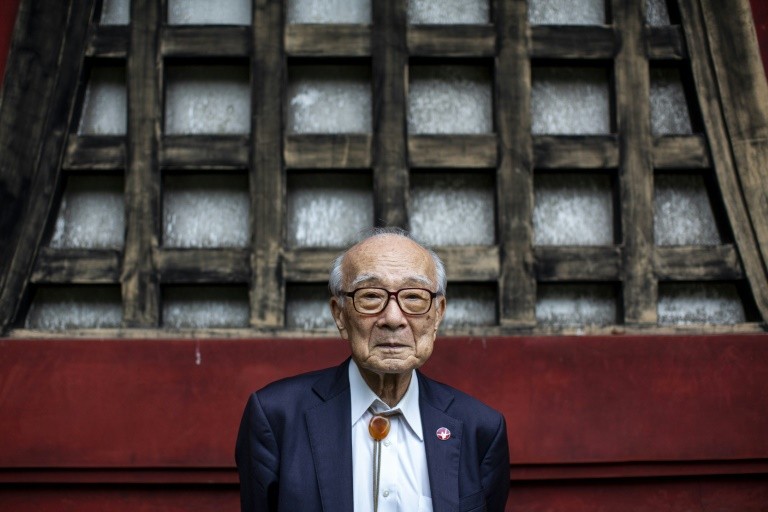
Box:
[349,360,433,512]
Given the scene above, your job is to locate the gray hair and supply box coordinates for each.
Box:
[328,227,447,299]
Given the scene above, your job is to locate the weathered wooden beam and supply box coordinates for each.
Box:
[655,245,743,280]
[436,246,500,281]
[535,246,622,281]
[283,249,339,282]
[160,136,249,169]
[285,24,370,57]
[250,0,285,327]
[646,26,687,60]
[86,25,128,58]
[533,135,619,169]
[407,25,495,57]
[652,135,710,169]
[408,135,497,168]
[495,0,536,327]
[284,134,372,168]
[63,135,126,171]
[155,249,250,283]
[122,0,162,327]
[31,248,122,284]
[614,0,657,325]
[531,26,616,59]
[161,26,250,57]
[372,0,408,228]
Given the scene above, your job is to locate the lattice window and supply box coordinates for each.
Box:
[1,0,767,335]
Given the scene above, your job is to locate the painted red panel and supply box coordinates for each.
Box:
[1,335,767,469]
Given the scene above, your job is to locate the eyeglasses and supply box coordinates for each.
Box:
[343,287,438,316]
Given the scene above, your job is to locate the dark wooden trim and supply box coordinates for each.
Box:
[122,0,162,327]
[614,0,657,325]
[436,246,500,281]
[0,0,97,334]
[371,0,408,228]
[495,0,536,327]
[285,24,370,57]
[535,246,622,281]
[654,245,744,280]
[63,135,126,171]
[646,25,687,60]
[249,0,285,327]
[408,135,497,168]
[160,136,249,169]
[679,0,768,320]
[284,134,371,168]
[531,25,616,59]
[533,135,619,169]
[156,249,250,283]
[31,248,122,284]
[407,25,495,57]
[86,25,128,58]
[161,26,250,57]
[652,135,710,169]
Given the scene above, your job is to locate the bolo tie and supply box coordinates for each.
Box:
[368,409,400,512]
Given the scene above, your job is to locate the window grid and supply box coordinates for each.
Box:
[4,0,766,334]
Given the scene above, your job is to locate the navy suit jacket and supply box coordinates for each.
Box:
[235,359,510,512]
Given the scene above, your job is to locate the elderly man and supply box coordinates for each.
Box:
[236,228,509,512]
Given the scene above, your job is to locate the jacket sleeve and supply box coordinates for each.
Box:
[235,393,280,512]
[481,414,510,512]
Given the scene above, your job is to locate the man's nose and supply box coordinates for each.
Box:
[379,295,407,325]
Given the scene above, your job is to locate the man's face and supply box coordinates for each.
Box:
[330,235,446,376]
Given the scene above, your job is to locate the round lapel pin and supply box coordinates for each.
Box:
[436,427,451,441]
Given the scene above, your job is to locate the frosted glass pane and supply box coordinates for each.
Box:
[49,176,124,249]
[532,67,610,134]
[162,286,249,328]
[650,67,693,135]
[410,172,495,246]
[285,285,336,330]
[441,284,497,329]
[287,0,371,23]
[658,283,746,325]
[287,66,371,134]
[25,286,122,329]
[408,66,492,134]
[168,0,251,25]
[165,65,250,134]
[529,0,605,25]
[646,0,671,26]
[408,0,489,24]
[286,172,373,248]
[534,173,613,246]
[163,174,249,248]
[536,284,617,326]
[654,174,721,246]
[100,0,130,25]
[78,66,126,135]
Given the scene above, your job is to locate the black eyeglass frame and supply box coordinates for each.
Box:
[342,287,440,316]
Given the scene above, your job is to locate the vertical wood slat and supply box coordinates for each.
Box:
[495,0,536,327]
[0,0,96,333]
[372,0,408,228]
[677,0,768,319]
[250,0,284,327]
[614,0,657,325]
[123,0,161,327]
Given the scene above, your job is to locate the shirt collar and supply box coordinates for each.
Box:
[348,359,423,441]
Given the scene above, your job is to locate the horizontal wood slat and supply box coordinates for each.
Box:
[655,245,744,280]
[646,26,688,60]
[161,26,250,57]
[408,25,496,56]
[155,249,250,283]
[531,26,616,59]
[86,25,128,58]
[533,136,619,169]
[64,136,126,170]
[160,136,250,169]
[32,248,122,283]
[285,24,370,57]
[408,135,497,168]
[535,246,622,281]
[652,135,710,168]
[285,134,372,168]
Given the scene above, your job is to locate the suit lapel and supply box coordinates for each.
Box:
[419,373,462,512]
[306,361,354,512]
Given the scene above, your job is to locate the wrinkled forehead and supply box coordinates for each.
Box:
[342,235,436,287]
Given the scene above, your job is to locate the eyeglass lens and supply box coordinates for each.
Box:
[353,288,433,315]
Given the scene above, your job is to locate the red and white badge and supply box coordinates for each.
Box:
[436,427,451,441]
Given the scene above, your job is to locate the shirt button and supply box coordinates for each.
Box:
[383,440,391,447]
[383,491,390,498]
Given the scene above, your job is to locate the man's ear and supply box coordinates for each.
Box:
[330,297,349,339]
[433,295,446,333]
